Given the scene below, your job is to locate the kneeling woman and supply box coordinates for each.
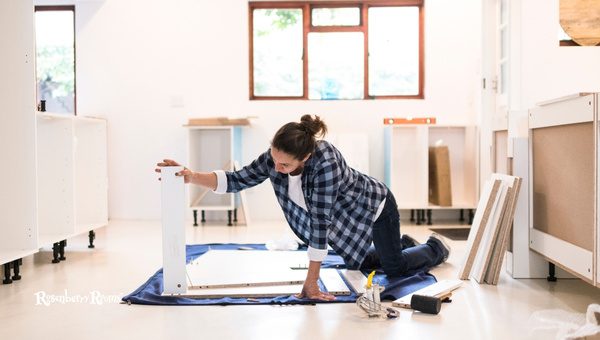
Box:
[156,115,449,301]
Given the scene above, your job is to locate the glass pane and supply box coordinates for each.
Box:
[308,32,364,100]
[35,10,75,114]
[253,9,303,97]
[500,0,508,25]
[500,62,507,94]
[368,7,419,96]
[501,27,508,59]
[312,7,360,26]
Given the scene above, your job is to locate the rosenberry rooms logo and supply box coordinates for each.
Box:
[34,290,122,306]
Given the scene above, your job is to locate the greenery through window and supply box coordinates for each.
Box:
[35,6,76,114]
[249,1,423,100]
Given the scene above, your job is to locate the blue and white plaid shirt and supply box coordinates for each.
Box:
[221,141,388,269]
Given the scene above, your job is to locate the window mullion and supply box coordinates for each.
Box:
[303,3,310,99]
[362,4,369,99]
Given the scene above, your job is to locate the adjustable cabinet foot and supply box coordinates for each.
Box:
[233,209,238,223]
[227,210,233,227]
[201,210,206,223]
[426,209,433,225]
[3,263,12,284]
[410,209,415,222]
[547,263,557,282]
[52,243,60,263]
[88,230,96,249]
[459,209,465,222]
[468,209,474,225]
[416,209,423,226]
[11,259,21,281]
[193,210,198,227]
[58,240,66,261]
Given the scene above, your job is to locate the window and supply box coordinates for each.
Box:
[35,6,76,114]
[249,1,424,100]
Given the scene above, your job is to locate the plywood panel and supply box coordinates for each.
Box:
[186,250,307,289]
[458,179,502,280]
[493,130,508,174]
[532,123,594,251]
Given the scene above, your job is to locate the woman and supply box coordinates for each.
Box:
[156,115,449,301]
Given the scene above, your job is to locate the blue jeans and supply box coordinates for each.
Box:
[360,191,444,277]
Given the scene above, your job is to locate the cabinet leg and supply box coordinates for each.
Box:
[410,209,415,222]
[459,209,465,222]
[416,209,423,226]
[233,209,238,223]
[468,209,474,225]
[426,209,432,225]
[201,210,206,223]
[3,263,12,284]
[88,230,96,249]
[11,259,21,281]
[193,210,198,227]
[227,210,233,226]
[52,243,60,264]
[58,240,66,261]
[547,263,557,282]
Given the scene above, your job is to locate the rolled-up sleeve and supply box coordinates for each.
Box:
[307,246,328,262]
[213,170,228,194]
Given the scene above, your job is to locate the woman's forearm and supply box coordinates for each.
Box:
[191,172,218,191]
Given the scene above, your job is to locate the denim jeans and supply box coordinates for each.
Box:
[360,191,444,277]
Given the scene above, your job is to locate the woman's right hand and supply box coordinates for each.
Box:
[155,159,195,184]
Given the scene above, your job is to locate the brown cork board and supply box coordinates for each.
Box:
[532,122,594,251]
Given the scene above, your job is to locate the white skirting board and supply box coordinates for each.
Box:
[161,166,187,295]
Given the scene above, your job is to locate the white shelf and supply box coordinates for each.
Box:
[74,118,108,233]
[384,125,478,210]
[186,126,244,211]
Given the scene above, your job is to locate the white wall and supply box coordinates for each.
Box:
[74,0,482,221]
[520,0,600,110]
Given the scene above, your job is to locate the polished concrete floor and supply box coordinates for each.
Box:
[1,219,599,340]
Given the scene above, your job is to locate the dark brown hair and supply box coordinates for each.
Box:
[271,114,328,160]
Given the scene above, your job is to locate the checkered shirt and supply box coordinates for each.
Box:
[224,141,389,269]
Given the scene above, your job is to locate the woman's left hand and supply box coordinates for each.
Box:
[296,280,336,301]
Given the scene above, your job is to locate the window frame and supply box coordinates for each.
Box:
[248,0,424,100]
[34,5,77,115]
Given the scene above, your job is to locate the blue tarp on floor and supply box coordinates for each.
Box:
[122,243,437,305]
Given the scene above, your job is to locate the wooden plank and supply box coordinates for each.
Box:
[458,179,502,280]
[187,117,251,126]
[186,250,307,289]
[391,279,462,309]
[482,185,514,283]
[161,166,187,295]
[319,269,351,296]
[470,181,509,283]
[486,177,522,284]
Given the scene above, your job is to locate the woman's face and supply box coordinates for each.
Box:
[271,147,309,174]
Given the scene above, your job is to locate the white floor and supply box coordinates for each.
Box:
[1,219,599,340]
